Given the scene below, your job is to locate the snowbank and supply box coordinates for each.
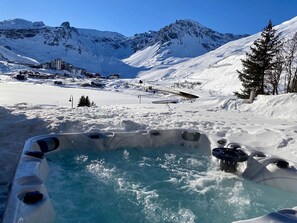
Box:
[217,93,297,121]
[0,82,296,220]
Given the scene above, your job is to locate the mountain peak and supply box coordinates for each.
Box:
[174,19,203,27]
[60,21,71,29]
[0,18,45,29]
[154,18,244,46]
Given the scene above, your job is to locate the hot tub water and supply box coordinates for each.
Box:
[45,146,297,223]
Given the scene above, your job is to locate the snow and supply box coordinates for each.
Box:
[1,81,296,157]
[77,28,127,39]
[1,78,297,223]
[1,80,296,195]
[0,18,243,76]
[0,19,45,29]
[1,79,296,222]
[0,23,133,74]
[123,43,161,67]
[134,16,297,95]
[0,82,153,106]
[1,16,297,220]
[0,46,39,65]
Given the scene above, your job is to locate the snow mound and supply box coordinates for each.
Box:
[241,94,297,121]
[216,93,297,121]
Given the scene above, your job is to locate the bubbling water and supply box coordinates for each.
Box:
[46,146,297,223]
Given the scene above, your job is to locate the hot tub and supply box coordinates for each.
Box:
[3,129,297,223]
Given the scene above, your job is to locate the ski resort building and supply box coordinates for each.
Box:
[41,58,86,75]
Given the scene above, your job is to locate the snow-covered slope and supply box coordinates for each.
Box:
[0,18,45,29]
[1,17,297,95]
[124,19,246,68]
[136,16,297,95]
[0,21,133,74]
[0,46,39,65]
[1,17,297,221]
[0,19,243,75]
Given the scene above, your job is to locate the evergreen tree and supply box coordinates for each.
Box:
[77,95,93,107]
[77,96,86,107]
[235,20,281,98]
[85,96,91,107]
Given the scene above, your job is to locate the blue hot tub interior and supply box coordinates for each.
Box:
[3,129,297,223]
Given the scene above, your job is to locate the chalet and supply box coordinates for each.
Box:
[14,74,27,80]
[91,81,105,88]
[107,74,120,79]
[85,73,102,78]
[54,81,63,85]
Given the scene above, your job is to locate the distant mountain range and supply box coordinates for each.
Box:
[1,17,296,96]
[0,18,246,76]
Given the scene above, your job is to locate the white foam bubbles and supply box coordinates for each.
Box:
[74,154,88,164]
[86,159,115,180]
[122,149,129,160]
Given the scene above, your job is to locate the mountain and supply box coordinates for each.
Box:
[131,19,246,56]
[1,17,297,96]
[0,18,45,29]
[0,18,244,76]
[135,16,297,95]
[124,20,246,69]
[0,19,133,74]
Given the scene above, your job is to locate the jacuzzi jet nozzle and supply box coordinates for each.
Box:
[212,147,249,173]
[220,159,237,173]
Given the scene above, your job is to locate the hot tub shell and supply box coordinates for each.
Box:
[3,129,297,223]
[3,129,209,223]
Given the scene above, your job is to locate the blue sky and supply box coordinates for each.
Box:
[0,0,296,36]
